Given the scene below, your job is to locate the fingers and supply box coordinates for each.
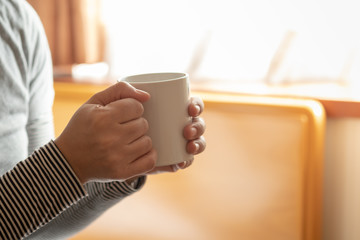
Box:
[128,149,157,177]
[126,135,153,161]
[184,97,206,156]
[183,117,206,140]
[106,98,145,123]
[186,136,206,155]
[188,96,204,117]
[120,117,149,144]
[177,158,194,169]
[147,158,194,175]
[87,81,150,106]
[106,136,155,180]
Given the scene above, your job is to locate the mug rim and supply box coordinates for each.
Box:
[120,72,188,84]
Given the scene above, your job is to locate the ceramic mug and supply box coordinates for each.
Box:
[121,72,192,167]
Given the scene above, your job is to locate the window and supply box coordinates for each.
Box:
[101,0,360,86]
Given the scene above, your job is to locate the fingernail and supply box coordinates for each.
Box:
[194,143,200,152]
[195,104,201,113]
[191,127,197,137]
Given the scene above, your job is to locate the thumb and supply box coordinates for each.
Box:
[87,81,150,106]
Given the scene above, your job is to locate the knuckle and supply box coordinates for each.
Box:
[197,123,206,135]
[145,151,157,169]
[143,135,152,149]
[121,98,144,114]
[134,101,144,116]
[88,105,110,125]
[124,99,144,117]
[140,117,149,132]
[198,117,206,126]
[194,118,206,133]
[116,81,129,89]
[198,136,206,152]
[88,93,102,105]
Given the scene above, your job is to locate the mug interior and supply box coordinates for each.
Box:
[123,72,187,84]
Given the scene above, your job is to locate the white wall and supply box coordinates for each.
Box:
[323,118,360,240]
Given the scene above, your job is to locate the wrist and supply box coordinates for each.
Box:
[53,138,87,184]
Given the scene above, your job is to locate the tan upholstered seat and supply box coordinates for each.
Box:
[53,83,325,240]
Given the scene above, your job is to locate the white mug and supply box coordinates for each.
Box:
[121,72,192,167]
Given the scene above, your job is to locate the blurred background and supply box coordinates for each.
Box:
[29,0,360,86]
[28,0,360,240]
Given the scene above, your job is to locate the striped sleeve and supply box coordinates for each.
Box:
[84,176,146,202]
[0,141,87,240]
